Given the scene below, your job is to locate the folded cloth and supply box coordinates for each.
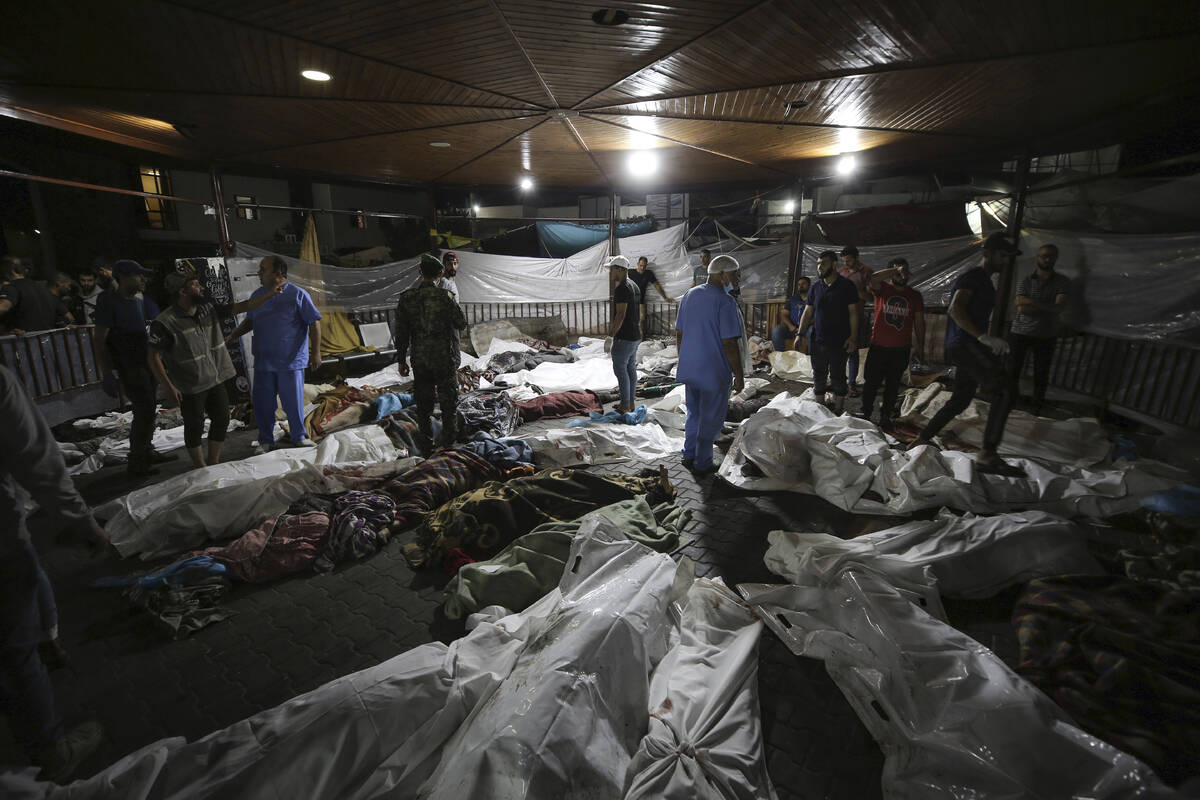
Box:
[314,491,398,572]
[138,577,233,638]
[567,405,648,427]
[457,431,535,471]
[378,448,501,531]
[403,467,674,569]
[442,496,692,620]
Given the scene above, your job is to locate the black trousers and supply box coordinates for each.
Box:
[119,364,157,455]
[810,341,849,397]
[1009,333,1057,410]
[413,364,459,445]
[861,345,910,421]
[181,383,231,449]
[919,338,1015,451]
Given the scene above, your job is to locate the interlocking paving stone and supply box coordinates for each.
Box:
[5,405,899,797]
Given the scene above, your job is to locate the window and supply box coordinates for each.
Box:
[235,194,258,220]
[138,166,176,229]
[352,209,367,229]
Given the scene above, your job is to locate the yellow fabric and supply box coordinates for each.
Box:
[429,229,477,249]
[320,311,372,356]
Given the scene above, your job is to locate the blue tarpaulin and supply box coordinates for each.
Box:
[536,220,655,257]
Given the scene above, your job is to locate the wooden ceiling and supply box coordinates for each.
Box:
[2,0,1198,189]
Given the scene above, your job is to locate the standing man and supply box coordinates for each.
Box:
[1,365,108,783]
[771,275,812,352]
[148,274,281,468]
[395,254,467,448]
[861,258,926,427]
[629,256,675,336]
[226,256,322,450]
[76,268,104,324]
[675,254,745,474]
[692,248,712,287]
[838,245,873,396]
[908,233,1021,475]
[0,258,70,333]
[48,273,83,325]
[606,256,642,413]
[796,251,860,414]
[94,260,165,477]
[1009,243,1069,415]
[438,251,461,303]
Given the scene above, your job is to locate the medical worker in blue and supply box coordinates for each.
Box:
[228,255,323,450]
[674,254,745,473]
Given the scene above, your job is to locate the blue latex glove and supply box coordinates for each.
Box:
[101,374,120,398]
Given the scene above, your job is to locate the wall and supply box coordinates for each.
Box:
[325,183,427,252]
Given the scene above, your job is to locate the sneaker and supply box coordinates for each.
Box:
[36,721,103,784]
[253,443,275,455]
[125,454,159,478]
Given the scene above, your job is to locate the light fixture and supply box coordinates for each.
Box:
[33,228,41,235]
[519,176,534,191]
[472,204,481,213]
[429,141,452,148]
[627,150,658,177]
[783,200,796,214]
[301,69,331,82]
[836,154,857,176]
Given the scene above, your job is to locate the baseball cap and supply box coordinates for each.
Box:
[982,232,1021,254]
[707,254,740,274]
[113,259,152,276]
[606,255,630,269]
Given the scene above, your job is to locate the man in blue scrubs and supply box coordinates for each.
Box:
[228,256,322,449]
[675,254,745,473]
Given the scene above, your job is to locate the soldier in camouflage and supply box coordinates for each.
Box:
[395,253,467,447]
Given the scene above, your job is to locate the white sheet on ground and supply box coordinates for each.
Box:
[767,351,814,382]
[738,575,1176,799]
[7,517,773,800]
[346,362,414,390]
[718,392,1172,517]
[528,422,684,466]
[99,427,414,560]
[897,383,1112,467]
[65,419,246,476]
[498,358,639,394]
[763,508,1103,611]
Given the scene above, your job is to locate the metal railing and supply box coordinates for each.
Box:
[0,326,102,400]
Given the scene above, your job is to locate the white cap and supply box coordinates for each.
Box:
[606,255,630,269]
[707,254,740,274]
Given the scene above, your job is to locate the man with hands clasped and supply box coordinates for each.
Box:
[794,250,860,415]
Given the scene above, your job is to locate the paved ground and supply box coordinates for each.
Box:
[3,375,1055,798]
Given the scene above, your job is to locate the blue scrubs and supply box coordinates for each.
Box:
[675,284,743,469]
[246,283,321,444]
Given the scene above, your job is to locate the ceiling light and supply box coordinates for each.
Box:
[429,141,452,148]
[836,154,858,176]
[472,204,480,213]
[33,228,41,235]
[591,9,630,26]
[301,69,331,82]
[783,200,795,214]
[519,176,534,191]
[627,151,658,177]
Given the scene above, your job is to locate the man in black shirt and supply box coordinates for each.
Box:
[47,273,81,326]
[0,258,70,334]
[606,256,642,413]
[628,256,675,336]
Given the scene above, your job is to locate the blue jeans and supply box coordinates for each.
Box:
[611,338,640,409]
[0,536,60,757]
[252,368,307,445]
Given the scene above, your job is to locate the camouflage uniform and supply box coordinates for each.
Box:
[395,281,467,446]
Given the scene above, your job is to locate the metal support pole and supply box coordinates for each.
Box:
[990,153,1030,337]
[209,167,232,258]
[785,179,804,292]
[428,189,438,249]
[608,192,619,299]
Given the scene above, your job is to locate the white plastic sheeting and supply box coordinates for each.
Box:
[766,351,814,382]
[5,518,774,799]
[99,427,413,560]
[897,383,1112,467]
[763,508,1103,609]
[232,223,694,307]
[528,424,684,467]
[497,358,639,394]
[738,577,1178,800]
[717,392,1172,517]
